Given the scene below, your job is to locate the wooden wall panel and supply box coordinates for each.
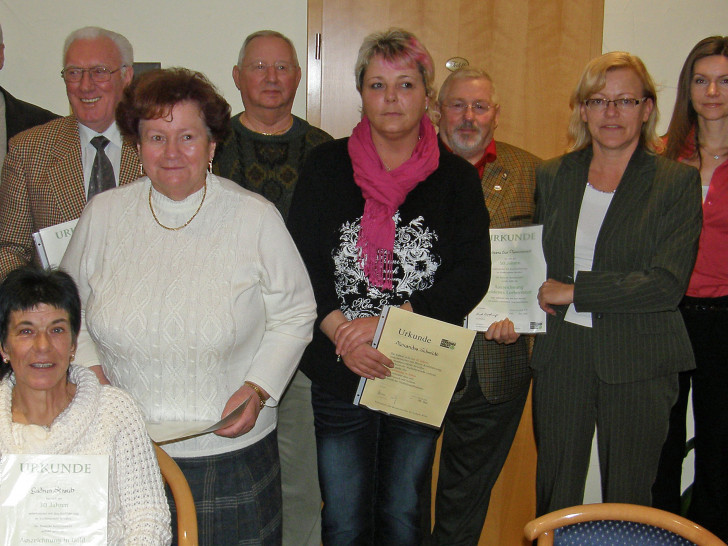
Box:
[308,0,603,159]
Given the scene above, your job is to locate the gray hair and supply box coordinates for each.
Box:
[63,26,133,71]
[237,30,299,67]
[437,68,499,106]
[0,24,3,46]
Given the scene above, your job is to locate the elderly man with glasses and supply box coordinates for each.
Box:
[213,30,331,546]
[425,68,541,546]
[0,26,137,279]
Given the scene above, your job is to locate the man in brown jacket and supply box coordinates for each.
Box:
[428,68,540,545]
[0,26,137,279]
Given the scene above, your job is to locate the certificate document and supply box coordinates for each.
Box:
[353,306,476,428]
[32,218,78,269]
[0,454,108,545]
[467,225,547,334]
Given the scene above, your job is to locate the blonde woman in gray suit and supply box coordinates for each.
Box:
[532,52,702,516]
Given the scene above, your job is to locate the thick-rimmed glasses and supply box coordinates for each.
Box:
[61,65,127,83]
[583,97,649,111]
[441,101,494,115]
[242,61,296,74]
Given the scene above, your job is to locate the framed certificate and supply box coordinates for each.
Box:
[0,454,108,545]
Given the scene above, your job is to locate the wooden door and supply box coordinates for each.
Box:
[308,0,603,159]
[307,1,603,544]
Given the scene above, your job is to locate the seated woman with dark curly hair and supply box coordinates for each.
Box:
[0,266,171,545]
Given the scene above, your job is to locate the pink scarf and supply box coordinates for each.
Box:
[347,116,440,289]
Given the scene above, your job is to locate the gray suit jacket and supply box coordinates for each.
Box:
[531,145,702,383]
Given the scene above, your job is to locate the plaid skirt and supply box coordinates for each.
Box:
[167,430,282,546]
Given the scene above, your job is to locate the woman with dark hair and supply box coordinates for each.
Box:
[0,266,171,545]
[652,36,728,541]
[287,29,490,545]
[61,68,316,545]
[532,52,702,515]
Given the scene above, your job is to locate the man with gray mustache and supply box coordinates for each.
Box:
[428,67,541,545]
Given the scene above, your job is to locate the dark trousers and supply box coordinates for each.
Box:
[651,369,692,514]
[533,321,678,516]
[653,296,728,541]
[427,371,528,546]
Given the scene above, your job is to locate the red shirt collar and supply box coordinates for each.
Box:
[473,139,497,178]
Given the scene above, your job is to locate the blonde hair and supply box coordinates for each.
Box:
[568,51,660,152]
[354,28,435,99]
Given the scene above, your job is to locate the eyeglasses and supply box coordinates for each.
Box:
[243,61,296,74]
[583,97,649,111]
[441,101,494,115]
[61,65,127,83]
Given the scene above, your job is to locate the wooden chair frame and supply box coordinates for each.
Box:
[524,503,726,546]
[155,444,199,546]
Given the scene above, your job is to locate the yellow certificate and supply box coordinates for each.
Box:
[354,306,475,428]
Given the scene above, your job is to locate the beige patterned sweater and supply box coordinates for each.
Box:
[0,365,172,545]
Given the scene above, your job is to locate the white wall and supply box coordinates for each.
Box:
[603,0,728,135]
[3,0,722,131]
[583,0,728,504]
[0,0,309,118]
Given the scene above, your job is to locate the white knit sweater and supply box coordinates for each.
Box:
[0,365,172,545]
[62,174,316,457]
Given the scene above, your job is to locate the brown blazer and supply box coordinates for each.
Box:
[0,116,138,278]
[455,140,541,404]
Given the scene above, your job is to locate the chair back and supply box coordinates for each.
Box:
[155,444,199,546]
[524,503,726,546]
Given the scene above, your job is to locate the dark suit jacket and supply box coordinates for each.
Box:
[531,145,702,383]
[454,141,540,404]
[0,116,138,278]
[1,86,58,145]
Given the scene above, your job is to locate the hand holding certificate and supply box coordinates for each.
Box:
[146,398,250,444]
[467,225,547,334]
[353,306,475,428]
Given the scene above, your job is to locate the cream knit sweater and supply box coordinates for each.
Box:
[0,365,172,545]
[62,174,316,457]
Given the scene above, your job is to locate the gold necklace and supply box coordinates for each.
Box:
[242,112,293,135]
[148,180,207,231]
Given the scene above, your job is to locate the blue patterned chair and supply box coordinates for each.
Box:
[524,503,725,545]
